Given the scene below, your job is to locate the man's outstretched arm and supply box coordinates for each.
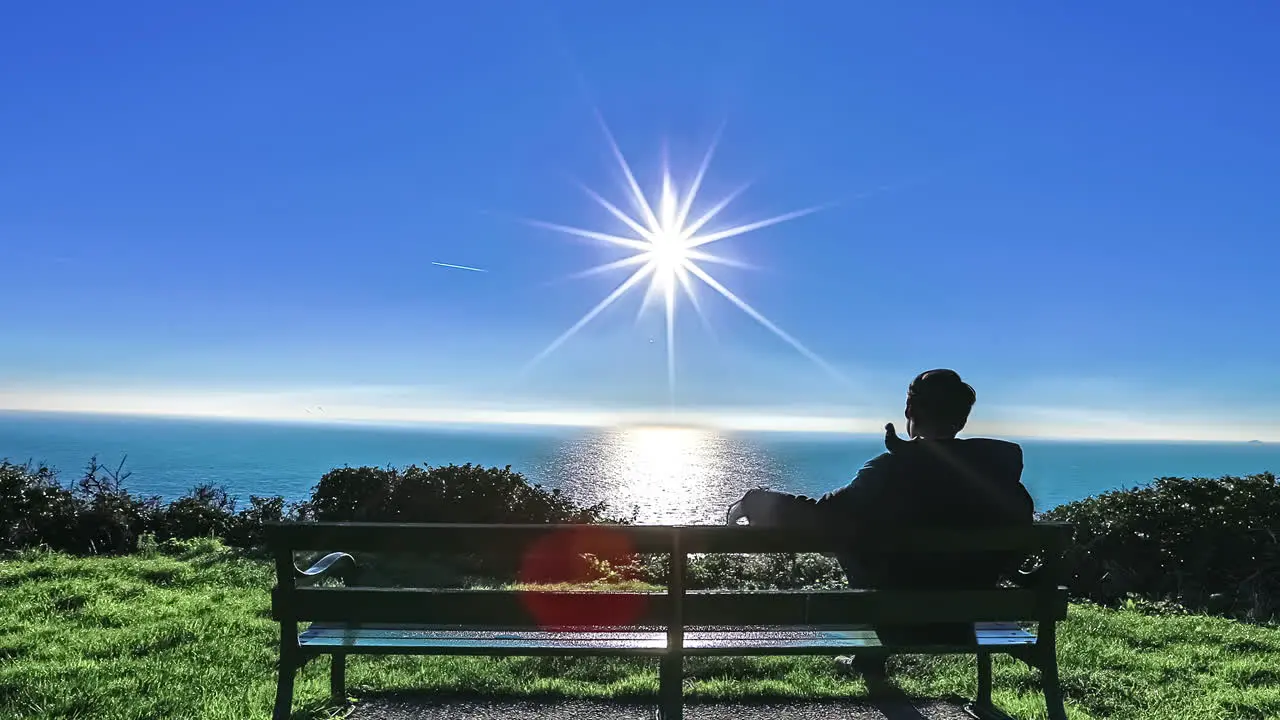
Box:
[735,452,895,529]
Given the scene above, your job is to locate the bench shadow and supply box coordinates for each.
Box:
[863,676,930,720]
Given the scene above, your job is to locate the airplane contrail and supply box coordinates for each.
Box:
[431,261,488,273]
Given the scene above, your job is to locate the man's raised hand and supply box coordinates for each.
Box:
[884,422,908,452]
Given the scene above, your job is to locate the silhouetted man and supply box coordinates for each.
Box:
[726,369,1034,675]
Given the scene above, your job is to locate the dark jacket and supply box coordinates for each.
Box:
[744,436,1034,590]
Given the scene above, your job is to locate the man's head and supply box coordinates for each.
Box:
[905,369,977,439]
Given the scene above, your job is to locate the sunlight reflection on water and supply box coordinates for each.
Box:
[535,426,787,525]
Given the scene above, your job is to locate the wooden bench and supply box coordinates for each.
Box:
[268,521,1071,720]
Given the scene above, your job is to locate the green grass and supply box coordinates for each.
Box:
[3,543,1280,720]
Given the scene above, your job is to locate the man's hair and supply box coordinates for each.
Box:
[907,369,977,433]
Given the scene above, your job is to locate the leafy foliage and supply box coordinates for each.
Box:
[0,459,615,560]
[299,463,613,524]
[0,458,294,555]
[1043,472,1280,621]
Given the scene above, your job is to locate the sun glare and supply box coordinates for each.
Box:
[525,118,847,399]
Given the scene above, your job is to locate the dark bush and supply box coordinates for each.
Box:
[0,459,287,554]
[1,462,80,553]
[159,484,237,541]
[227,495,288,547]
[1044,472,1280,622]
[300,465,398,521]
[71,457,162,555]
[297,463,619,583]
[300,463,613,524]
[1,459,615,565]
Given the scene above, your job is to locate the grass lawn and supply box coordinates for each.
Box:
[2,542,1280,720]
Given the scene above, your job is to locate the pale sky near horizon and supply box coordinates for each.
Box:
[3,2,1278,441]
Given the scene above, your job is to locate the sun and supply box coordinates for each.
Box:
[648,232,687,275]
[525,119,846,399]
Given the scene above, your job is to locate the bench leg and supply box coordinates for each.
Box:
[331,653,347,703]
[962,651,1018,720]
[273,657,297,720]
[658,654,683,720]
[1039,624,1068,720]
[274,621,301,720]
[976,650,993,707]
[1041,650,1067,720]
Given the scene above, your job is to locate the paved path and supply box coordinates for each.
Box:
[350,698,977,720]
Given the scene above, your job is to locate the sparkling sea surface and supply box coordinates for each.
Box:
[2,411,1277,524]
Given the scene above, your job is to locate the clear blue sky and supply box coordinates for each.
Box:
[2,2,1277,440]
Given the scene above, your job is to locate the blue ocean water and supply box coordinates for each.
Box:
[2,411,1277,524]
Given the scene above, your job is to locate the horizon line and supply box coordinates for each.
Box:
[0,405,1272,445]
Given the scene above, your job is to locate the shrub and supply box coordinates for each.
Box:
[0,461,80,553]
[297,463,621,584]
[1044,472,1280,622]
[299,465,398,521]
[300,463,614,524]
[158,484,237,541]
[0,459,618,574]
[0,459,289,554]
[0,457,158,555]
[72,456,161,555]
[227,495,288,547]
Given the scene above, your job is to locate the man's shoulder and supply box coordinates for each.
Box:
[859,451,897,470]
[956,437,1023,452]
[890,437,1025,478]
[849,451,897,486]
[884,437,1023,458]
[956,437,1024,460]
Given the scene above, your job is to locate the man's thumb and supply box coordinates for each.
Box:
[884,422,904,451]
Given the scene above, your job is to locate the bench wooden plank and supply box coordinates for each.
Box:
[279,587,1067,625]
[275,587,665,626]
[266,522,677,554]
[298,622,1029,638]
[297,623,1037,654]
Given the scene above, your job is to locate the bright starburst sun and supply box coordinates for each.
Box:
[526,123,844,399]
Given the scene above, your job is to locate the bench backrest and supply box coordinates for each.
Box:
[268,522,1071,629]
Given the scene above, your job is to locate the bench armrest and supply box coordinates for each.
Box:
[295,551,357,586]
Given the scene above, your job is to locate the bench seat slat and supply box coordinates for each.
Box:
[298,622,1036,655]
[279,587,1067,625]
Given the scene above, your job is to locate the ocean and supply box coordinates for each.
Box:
[2,411,1277,524]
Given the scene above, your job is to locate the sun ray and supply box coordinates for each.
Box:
[684,248,755,270]
[660,169,678,234]
[597,112,662,233]
[684,205,828,249]
[635,270,664,323]
[525,262,656,371]
[678,183,752,240]
[674,124,723,230]
[675,265,716,336]
[525,219,653,252]
[665,272,676,403]
[578,183,654,240]
[568,254,651,280]
[681,260,848,384]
